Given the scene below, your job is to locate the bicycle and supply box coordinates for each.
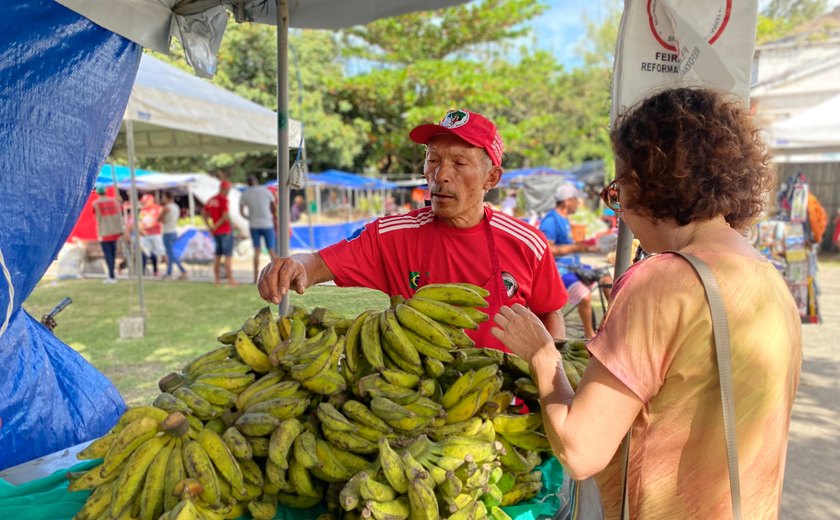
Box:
[561,265,613,339]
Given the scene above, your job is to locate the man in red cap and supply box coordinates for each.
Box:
[202,180,237,286]
[257,109,568,349]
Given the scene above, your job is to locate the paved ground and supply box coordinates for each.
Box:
[782,260,840,519]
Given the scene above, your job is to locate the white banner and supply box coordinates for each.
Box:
[612,0,758,120]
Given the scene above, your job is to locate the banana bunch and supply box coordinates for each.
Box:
[73,283,556,520]
[558,339,589,390]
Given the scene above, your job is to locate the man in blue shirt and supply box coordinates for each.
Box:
[540,183,612,338]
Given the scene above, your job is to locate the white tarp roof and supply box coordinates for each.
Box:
[110,54,302,158]
[770,93,840,155]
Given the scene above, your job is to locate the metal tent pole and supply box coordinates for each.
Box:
[276,0,290,315]
[127,120,146,321]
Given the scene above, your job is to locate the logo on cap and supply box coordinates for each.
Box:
[439,110,470,129]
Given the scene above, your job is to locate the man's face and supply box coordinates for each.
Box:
[423,134,500,227]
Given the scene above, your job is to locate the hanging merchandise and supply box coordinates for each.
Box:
[752,173,821,324]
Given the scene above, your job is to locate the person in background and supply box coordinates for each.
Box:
[257,109,568,350]
[540,183,612,338]
[160,192,187,280]
[202,180,237,286]
[290,195,307,223]
[501,188,517,216]
[240,176,278,284]
[138,193,165,277]
[492,88,802,519]
[833,208,840,254]
[91,186,123,284]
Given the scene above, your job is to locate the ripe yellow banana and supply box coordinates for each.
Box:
[406,296,479,329]
[234,412,281,437]
[234,330,272,373]
[234,370,286,409]
[402,396,444,418]
[221,426,252,460]
[394,303,451,348]
[193,372,255,392]
[112,406,170,434]
[365,495,411,520]
[187,382,237,408]
[445,376,501,424]
[344,310,373,373]
[301,367,347,395]
[66,462,117,492]
[339,471,366,511]
[256,307,281,354]
[245,396,310,420]
[322,424,379,454]
[109,435,170,517]
[413,283,489,307]
[292,429,319,469]
[317,402,358,432]
[360,311,385,369]
[380,309,422,365]
[238,380,302,410]
[380,334,426,376]
[237,456,264,487]
[75,432,117,461]
[100,416,160,477]
[197,428,246,495]
[491,413,543,436]
[358,472,398,502]
[173,386,218,420]
[500,431,552,452]
[312,438,354,482]
[427,417,484,441]
[288,455,320,497]
[183,439,221,506]
[423,357,447,378]
[402,328,455,363]
[407,472,440,520]
[379,367,421,389]
[342,399,393,434]
[433,437,502,463]
[268,417,304,470]
[183,346,234,379]
[73,480,115,520]
[248,495,280,520]
[330,443,371,474]
[162,438,186,511]
[500,480,542,506]
[153,392,192,415]
[138,439,172,520]
[440,370,475,410]
[290,336,340,382]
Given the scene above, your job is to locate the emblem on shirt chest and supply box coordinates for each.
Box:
[501,272,518,299]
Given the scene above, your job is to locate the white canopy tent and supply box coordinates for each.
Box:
[770,93,840,156]
[57,0,471,313]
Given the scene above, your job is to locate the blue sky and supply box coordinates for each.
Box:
[530,0,612,69]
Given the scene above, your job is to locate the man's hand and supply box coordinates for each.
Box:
[258,257,309,303]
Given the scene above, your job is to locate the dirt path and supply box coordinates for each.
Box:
[781,261,840,519]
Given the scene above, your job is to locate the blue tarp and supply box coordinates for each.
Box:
[500,167,576,187]
[290,219,370,250]
[268,169,398,190]
[0,0,136,470]
[94,164,154,187]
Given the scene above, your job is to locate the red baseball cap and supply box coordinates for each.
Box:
[409,109,504,166]
[219,180,231,190]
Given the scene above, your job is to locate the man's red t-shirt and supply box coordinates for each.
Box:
[204,194,231,235]
[319,206,567,351]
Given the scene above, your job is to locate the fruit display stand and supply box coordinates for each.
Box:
[0,284,582,520]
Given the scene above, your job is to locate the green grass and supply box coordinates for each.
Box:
[23,279,389,406]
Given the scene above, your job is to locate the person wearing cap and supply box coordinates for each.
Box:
[257,109,568,350]
[92,186,124,283]
[240,175,278,284]
[540,183,612,338]
[139,193,166,277]
[202,180,237,286]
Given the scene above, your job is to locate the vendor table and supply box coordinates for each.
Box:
[0,441,91,486]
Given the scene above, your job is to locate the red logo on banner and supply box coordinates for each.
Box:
[647,0,732,52]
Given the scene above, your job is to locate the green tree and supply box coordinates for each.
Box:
[757,0,829,43]
[140,25,369,179]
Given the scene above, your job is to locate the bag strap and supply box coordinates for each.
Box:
[618,251,741,520]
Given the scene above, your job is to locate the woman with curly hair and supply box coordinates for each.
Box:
[492,88,802,519]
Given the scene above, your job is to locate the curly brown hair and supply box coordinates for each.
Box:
[610,88,774,230]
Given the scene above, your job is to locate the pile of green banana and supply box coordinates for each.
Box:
[558,339,590,390]
[71,283,556,520]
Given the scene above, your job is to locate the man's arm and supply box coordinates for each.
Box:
[239,201,249,221]
[537,309,566,341]
[257,252,334,304]
[548,241,586,257]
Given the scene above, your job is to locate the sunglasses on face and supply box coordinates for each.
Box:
[600,181,621,212]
